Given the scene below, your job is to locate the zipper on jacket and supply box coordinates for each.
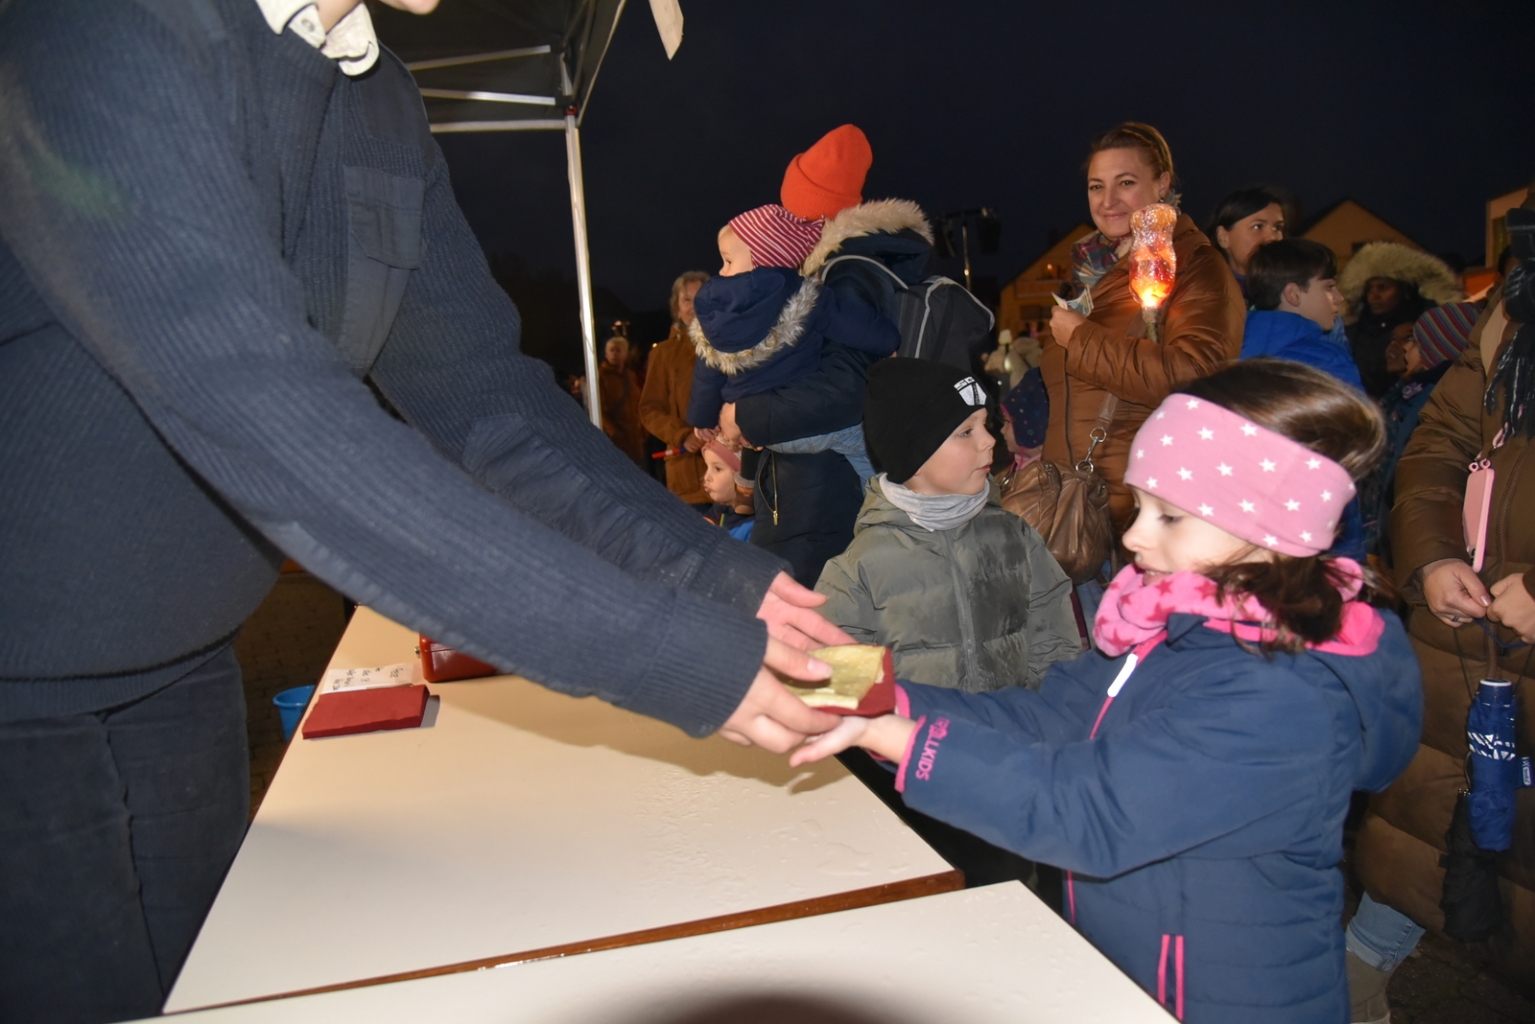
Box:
[943,530,983,688]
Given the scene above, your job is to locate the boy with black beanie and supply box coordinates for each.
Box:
[816,359,1079,693]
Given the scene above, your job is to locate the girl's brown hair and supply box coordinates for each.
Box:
[1086,122,1176,185]
[1177,359,1390,651]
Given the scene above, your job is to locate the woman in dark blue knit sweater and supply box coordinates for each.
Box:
[0,1,847,1019]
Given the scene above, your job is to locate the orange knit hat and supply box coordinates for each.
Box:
[780,124,872,221]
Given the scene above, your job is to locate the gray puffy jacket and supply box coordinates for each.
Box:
[815,480,1080,692]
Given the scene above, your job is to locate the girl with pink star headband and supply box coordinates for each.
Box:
[790,360,1423,1023]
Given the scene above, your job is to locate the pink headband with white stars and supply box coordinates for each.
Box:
[1124,394,1356,557]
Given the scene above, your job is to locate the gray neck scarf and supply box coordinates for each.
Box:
[878,474,989,532]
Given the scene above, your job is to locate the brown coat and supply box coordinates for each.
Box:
[638,326,708,505]
[1040,215,1246,528]
[598,362,646,467]
[1357,297,1535,980]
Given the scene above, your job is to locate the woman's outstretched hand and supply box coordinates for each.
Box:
[757,572,854,651]
[790,714,917,767]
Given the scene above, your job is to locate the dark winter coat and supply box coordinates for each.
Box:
[686,268,898,429]
[815,480,1079,692]
[896,610,1421,1024]
[751,448,863,588]
[1240,310,1363,389]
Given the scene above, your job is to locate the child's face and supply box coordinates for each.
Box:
[905,410,995,497]
[1288,276,1342,331]
[718,226,754,278]
[1122,488,1269,579]
[702,449,738,504]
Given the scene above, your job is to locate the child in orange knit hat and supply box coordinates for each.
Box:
[780,124,872,222]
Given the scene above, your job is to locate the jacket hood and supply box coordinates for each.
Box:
[802,199,933,277]
[1339,242,1464,313]
[853,476,1003,532]
[690,268,822,373]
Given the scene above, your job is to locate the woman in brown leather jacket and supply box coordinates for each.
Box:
[1041,123,1246,531]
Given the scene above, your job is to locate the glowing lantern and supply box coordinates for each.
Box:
[1129,203,1177,340]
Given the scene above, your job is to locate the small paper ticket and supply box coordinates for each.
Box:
[320,662,417,693]
[1053,289,1094,316]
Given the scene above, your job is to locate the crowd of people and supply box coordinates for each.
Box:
[2,2,1531,1022]
[629,121,1534,1023]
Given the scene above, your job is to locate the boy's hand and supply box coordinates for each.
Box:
[718,638,839,752]
[790,714,917,767]
[757,572,854,650]
[1488,574,1535,642]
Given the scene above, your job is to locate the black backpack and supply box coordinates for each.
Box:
[815,254,995,372]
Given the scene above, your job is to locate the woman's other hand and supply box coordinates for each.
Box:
[1488,574,1535,642]
[1421,558,1491,627]
[1049,307,1086,348]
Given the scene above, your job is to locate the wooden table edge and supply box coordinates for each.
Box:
[167,869,964,1015]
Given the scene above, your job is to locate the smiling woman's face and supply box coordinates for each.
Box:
[1086,148,1170,241]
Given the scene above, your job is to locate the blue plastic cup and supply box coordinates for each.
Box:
[273,685,317,742]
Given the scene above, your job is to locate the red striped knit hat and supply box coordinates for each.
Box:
[727,205,823,270]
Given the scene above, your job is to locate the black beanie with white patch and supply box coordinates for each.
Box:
[863,358,989,484]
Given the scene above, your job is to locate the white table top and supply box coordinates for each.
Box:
[166,609,956,1012]
[152,883,1170,1023]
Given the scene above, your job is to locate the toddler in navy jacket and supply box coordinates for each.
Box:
[790,360,1422,1024]
[687,205,898,485]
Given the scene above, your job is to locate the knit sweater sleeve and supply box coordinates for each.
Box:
[369,149,784,611]
[0,0,771,736]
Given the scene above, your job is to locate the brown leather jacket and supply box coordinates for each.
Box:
[1356,296,1535,977]
[638,325,708,504]
[1040,215,1245,528]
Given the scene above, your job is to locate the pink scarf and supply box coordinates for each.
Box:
[1092,560,1383,658]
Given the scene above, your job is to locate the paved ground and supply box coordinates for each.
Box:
[232,573,1534,1021]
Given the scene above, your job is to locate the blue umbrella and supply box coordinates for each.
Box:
[1466,678,1531,851]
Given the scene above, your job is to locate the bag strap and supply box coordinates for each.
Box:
[815,253,907,287]
[1076,394,1119,473]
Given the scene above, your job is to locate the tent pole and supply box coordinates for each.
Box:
[565,109,602,429]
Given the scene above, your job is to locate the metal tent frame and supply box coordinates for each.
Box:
[369,0,637,430]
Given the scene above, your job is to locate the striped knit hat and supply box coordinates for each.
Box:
[727,205,823,270]
[1411,300,1481,369]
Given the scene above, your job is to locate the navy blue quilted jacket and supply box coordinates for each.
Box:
[893,610,1421,1023]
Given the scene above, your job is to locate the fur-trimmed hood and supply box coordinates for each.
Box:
[690,268,821,375]
[1339,241,1464,313]
[801,198,933,277]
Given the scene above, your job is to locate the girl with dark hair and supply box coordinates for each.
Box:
[790,359,1422,1024]
[1205,186,1288,295]
[1042,123,1246,530]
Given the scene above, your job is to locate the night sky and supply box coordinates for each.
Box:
[438,0,1535,336]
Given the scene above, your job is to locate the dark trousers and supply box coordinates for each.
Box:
[0,645,249,1024]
